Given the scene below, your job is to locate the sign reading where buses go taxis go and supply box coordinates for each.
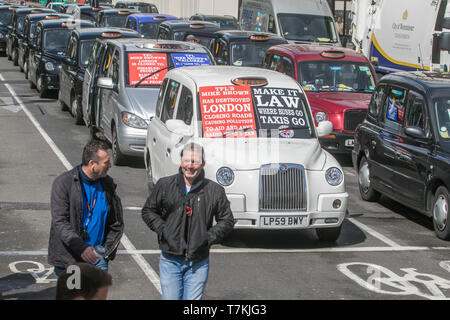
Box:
[251,87,308,138]
[128,52,168,86]
[171,53,211,68]
[199,85,257,138]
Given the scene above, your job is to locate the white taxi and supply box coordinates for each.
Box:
[144,66,348,242]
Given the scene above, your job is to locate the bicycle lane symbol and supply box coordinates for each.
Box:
[8,261,56,284]
[337,261,450,300]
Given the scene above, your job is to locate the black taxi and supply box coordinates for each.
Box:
[0,5,23,55]
[59,27,140,124]
[18,13,70,76]
[209,30,287,66]
[352,71,450,240]
[7,7,55,65]
[157,20,220,47]
[28,18,95,98]
[95,8,138,27]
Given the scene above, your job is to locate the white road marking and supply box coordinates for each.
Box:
[1,246,450,257]
[348,217,401,247]
[0,75,162,295]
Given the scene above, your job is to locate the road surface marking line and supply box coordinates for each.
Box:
[348,217,401,247]
[3,246,450,256]
[120,234,161,294]
[0,74,161,295]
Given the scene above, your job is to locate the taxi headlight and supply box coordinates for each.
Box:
[315,111,327,123]
[121,112,148,129]
[325,167,343,186]
[216,167,234,186]
[45,62,55,71]
[0,33,4,39]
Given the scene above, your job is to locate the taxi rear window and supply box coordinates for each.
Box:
[126,52,211,86]
[199,85,313,138]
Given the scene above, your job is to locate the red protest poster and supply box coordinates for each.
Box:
[128,53,168,86]
[199,85,257,138]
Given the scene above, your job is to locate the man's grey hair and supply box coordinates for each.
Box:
[180,142,205,163]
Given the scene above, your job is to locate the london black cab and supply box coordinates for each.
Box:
[210,30,287,67]
[0,5,23,55]
[189,14,240,30]
[114,1,158,13]
[95,8,138,27]
[157,20,220,47]
[59,27,140,124]
[18,13,70,76]
[7,7,55,64]
[28,18,95,98]
[352,71,450,240]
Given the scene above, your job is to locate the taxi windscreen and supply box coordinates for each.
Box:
[104,15,128,27]
[0,10,13,26]
[139,21,160,38]
[298,61,376,93]
[126,52,212,86]
[43,28,71,51]
[231,42,281,67]
[199,85,313,139]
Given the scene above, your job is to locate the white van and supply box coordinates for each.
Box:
[351,0,450,75]
[239,0,341,46]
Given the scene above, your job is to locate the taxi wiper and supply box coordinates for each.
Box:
[221,127,256,138]
[133,65,174,87]
[133,58,188,88]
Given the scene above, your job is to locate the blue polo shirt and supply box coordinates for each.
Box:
[79,166,109,247]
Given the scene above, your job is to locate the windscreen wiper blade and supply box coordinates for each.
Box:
[221,127,256,138]
[133,65,174,88]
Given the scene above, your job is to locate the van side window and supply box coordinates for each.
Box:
[108,50,120,86]
[368,85,386,119]
[282,57,294,78]
[160,79,180,123]
[405,92,425,129]
[382,86,407,131]
[155,78,168,119]
[176,86,193,125]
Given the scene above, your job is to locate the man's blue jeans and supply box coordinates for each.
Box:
[159,252,209,300]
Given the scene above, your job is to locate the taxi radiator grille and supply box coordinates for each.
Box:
[344,109,367,132]
[259,164,307,211]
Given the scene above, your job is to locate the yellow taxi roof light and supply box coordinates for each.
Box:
[232,77,268,87]
[320,50,345,59]
[250,35,269,41]
[101,32,122,38]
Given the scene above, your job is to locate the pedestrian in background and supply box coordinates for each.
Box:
[48,139,124,278]
[142,142,235,300]
[56,263,112,300]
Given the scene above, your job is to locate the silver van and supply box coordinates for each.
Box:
[83,38,214,165]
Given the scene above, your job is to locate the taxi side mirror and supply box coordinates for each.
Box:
[97,77,115,90]
[404,126,427,139]
[166,119,193,136]
[316,120,333,137]
[215,57,225,65]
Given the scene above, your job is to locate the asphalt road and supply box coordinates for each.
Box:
[0,54,449,303]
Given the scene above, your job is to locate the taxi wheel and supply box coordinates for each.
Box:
[37,75,48,98]
[112,126,126,166]
[72,98,83,125]
[358,156,380,202]
[433,186,449,240]
[316,225,342,243]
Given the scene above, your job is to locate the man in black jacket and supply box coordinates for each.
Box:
[48,139,123,277]
[142,142,234,300]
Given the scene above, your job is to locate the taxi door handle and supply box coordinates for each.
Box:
[371,140,376,148]
[166,148,171,158]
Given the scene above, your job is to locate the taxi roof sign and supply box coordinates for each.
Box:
[190,23,205,29]
[118,10,130,14]
[320,50,345,59]
[44,15,60,20]
[101,32,122,38]
[232,77,268,87]
[153,16,167,21]
[250,35,269,41]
